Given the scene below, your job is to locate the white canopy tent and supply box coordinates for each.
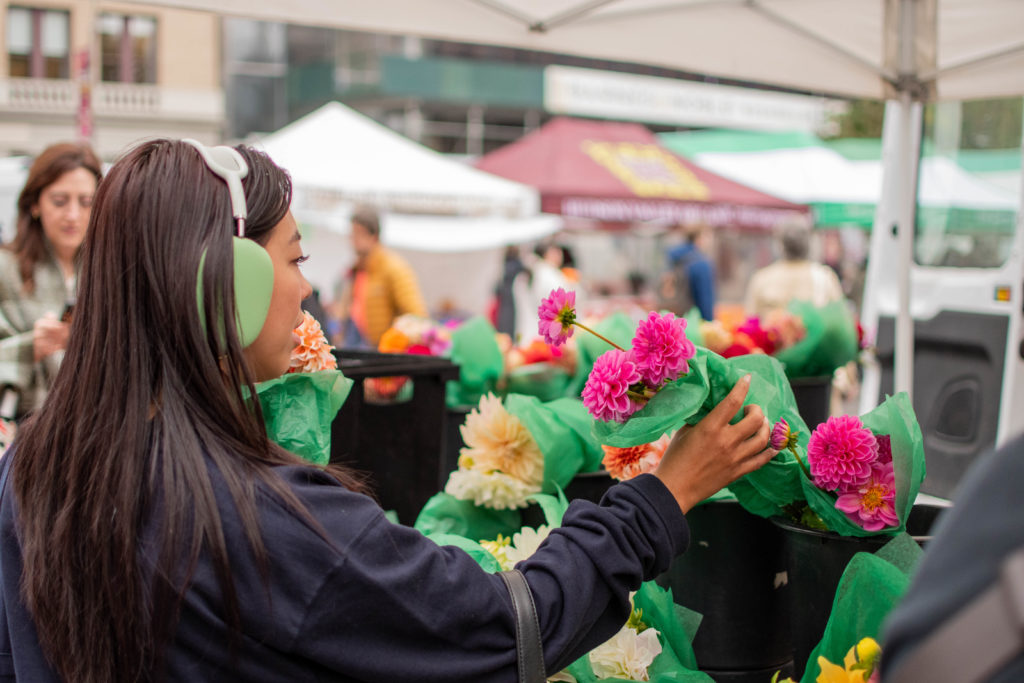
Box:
[253,102,561,316]
[661,139,1019,229]
[127,0,1024,397]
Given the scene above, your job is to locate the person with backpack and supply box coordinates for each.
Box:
[660,222,716,321]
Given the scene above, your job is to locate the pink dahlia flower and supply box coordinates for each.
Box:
[631,311,696,387]
[835,461,898,531]
[537,288,576,347]
[582,349,645,423]
[806,414,879,491]
[770,418,799,452]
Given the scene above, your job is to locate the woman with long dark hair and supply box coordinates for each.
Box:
[0,142,101,419]
[0,139,775,682]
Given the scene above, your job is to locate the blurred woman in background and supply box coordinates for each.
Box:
[0,142,101,420]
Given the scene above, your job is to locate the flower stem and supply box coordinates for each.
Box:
[789,445,812,480]
[573,321,626,351]
[626,389,650,403]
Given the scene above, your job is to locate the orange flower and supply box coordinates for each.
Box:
[602,433,673,481]
[287,311,338,373]
[378,328,410,353]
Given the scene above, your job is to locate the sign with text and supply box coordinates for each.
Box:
[544,65,841,133]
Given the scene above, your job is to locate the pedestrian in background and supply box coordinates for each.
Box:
[0,142,101,420]
[744,216,844,318]
[661,223,716,321]
[338,205,427,348]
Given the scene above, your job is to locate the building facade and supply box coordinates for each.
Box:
[223,19,842,154]
[0,0,224,158]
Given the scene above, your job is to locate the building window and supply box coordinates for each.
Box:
[97,13,157,83]
[7,6,70,79]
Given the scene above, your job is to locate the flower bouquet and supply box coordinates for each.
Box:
[366,314,452,402]
[414,391,604,541]
[697,309,807,359]
[543,287,926,533]
[254,311,352,466]
[774,391,926,537]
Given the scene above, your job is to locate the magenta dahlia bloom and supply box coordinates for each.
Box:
[770,418,799,452]
[537,288,576,347]
[631,311,696,387]
[806,414,879,491]
[582,349,645,423]
[835,461,898,531]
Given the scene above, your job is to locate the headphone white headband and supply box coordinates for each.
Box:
[182,138,249,237]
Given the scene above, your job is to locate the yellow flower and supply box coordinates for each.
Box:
[814,638,881,683]
[480,535,513,570]
[459,394,544,487]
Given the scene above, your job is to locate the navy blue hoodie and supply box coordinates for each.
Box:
[0,457,688,682]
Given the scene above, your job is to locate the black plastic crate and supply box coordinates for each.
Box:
[331,350,462,525]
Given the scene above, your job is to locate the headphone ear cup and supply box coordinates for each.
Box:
[231,237,274,347]
[196,239,274,348]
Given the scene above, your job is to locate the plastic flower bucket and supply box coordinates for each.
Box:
[788,375,833,431]
[771,501,949,678]
[655,498,794,679]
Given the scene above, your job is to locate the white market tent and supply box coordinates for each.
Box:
[253,101,562,315]
[659,129,1019,230]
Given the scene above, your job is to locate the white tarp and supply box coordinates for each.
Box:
[126,0,1024,101]
[254,101,540,218]
[689,146,1018,215]
[253,102,562,316]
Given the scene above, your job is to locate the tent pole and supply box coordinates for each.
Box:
[893,92,922,398]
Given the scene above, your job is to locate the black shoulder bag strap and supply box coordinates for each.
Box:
[499,569,546,683]
[887,546,1024,682]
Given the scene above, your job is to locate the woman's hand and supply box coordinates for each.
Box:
[653,375,777,513]
[33,313,70,361]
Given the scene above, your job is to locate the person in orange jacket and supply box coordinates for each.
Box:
[339,206,427,348]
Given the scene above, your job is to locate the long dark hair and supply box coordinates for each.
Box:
[9,142,102,292]
[12,139,363,683]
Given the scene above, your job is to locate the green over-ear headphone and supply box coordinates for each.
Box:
[183,139,274,348]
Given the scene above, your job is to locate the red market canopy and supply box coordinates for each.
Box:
[476,117,809,230]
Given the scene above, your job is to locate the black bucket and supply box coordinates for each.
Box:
[701,662,795,683]
[564,470,617,504]
[772,502,949,677]
[788,375,833,431]
[655,499,793,674]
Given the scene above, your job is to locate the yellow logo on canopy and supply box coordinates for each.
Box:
[582,140,710,200]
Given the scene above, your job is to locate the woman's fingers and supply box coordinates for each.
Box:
[736,444,779,478]
[704,374,751,427]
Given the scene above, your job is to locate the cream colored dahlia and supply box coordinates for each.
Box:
[459,394,544,488]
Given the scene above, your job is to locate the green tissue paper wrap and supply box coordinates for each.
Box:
[446,316,505,408]
[505,393,587,493]
[593,347,808,518]
[254,370,352,466]
[799,533,922,682]
[773,300,858,379]
[413,393,594,537]
[414,492,524,541]
[799,392,925,537]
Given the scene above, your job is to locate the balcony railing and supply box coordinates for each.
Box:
[0,78,223,121]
